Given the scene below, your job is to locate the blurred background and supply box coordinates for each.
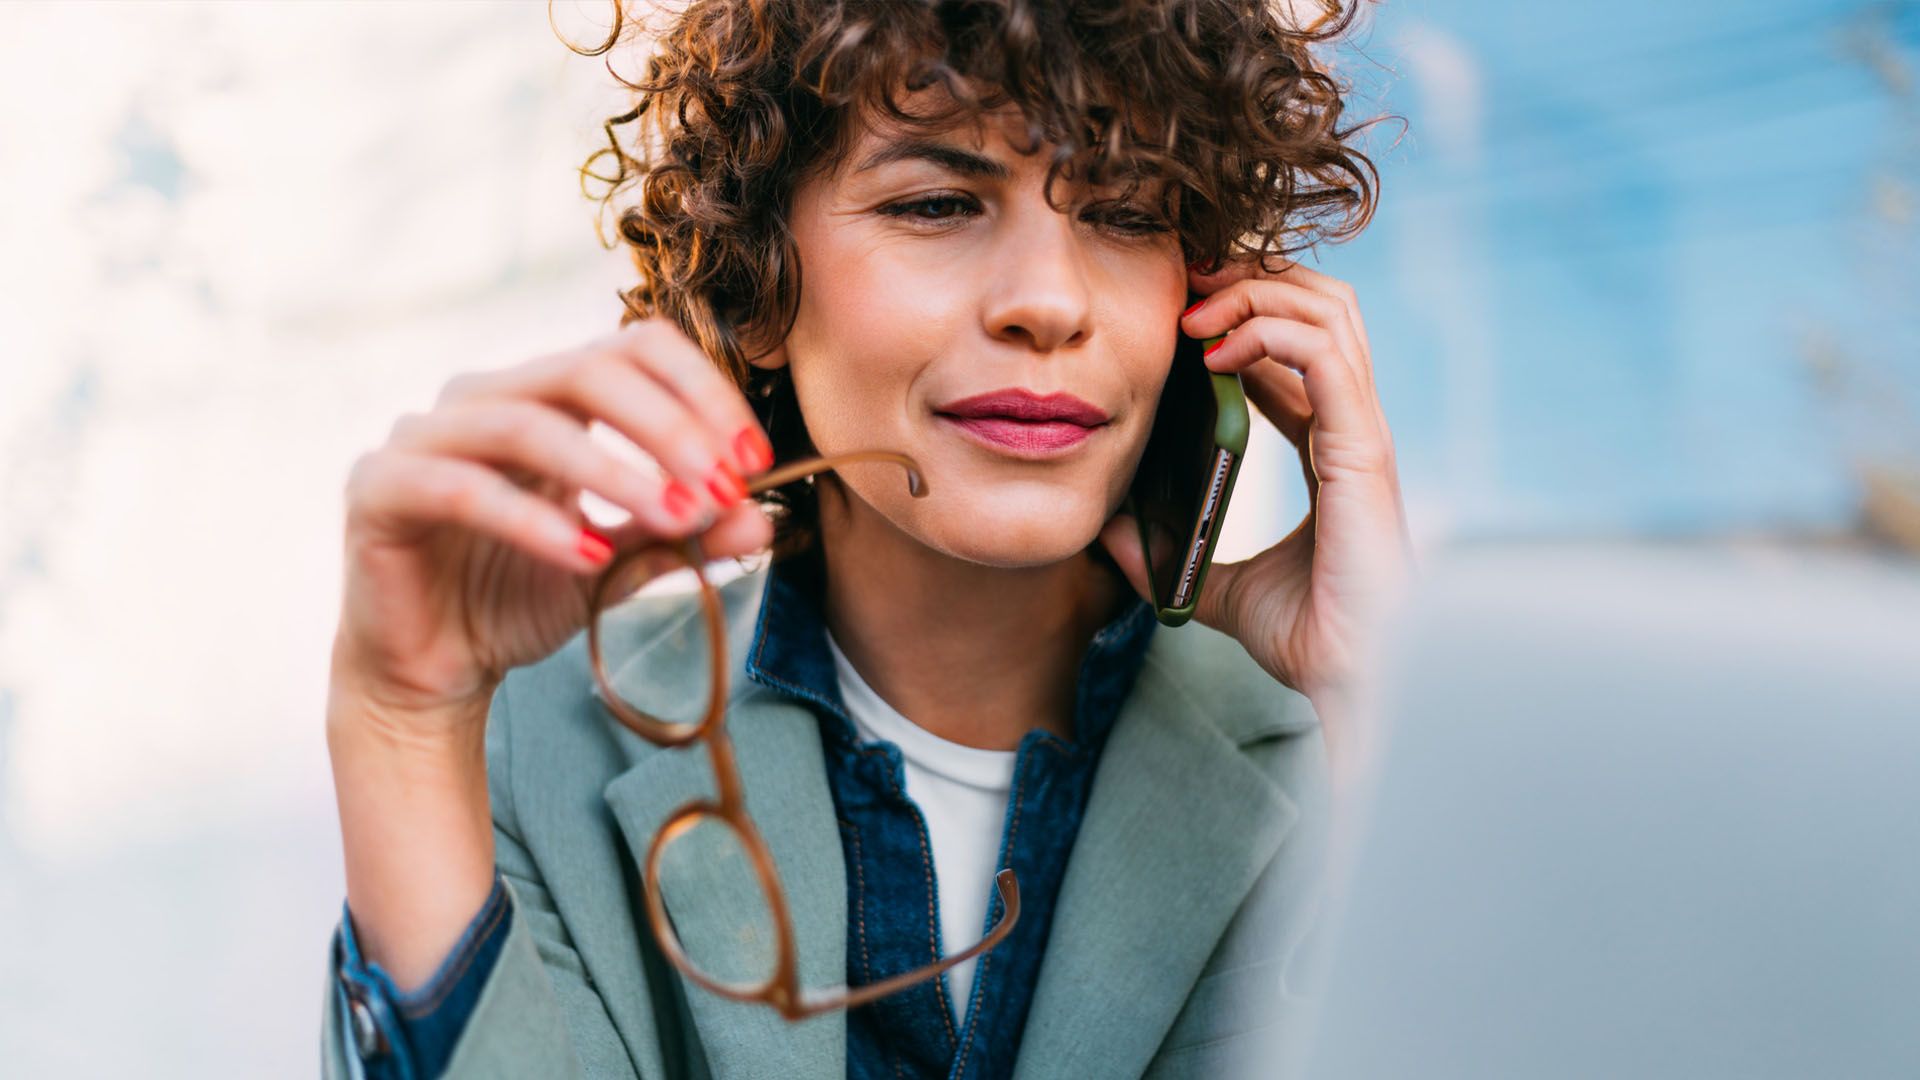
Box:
[1,1,1914,1075]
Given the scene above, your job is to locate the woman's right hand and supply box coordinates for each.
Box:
[330,317,777,743]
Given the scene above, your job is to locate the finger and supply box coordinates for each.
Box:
[1201,317,1377,445]
[1188,554,1247,637]
[1192,257,1397,506]
[1099,509,1249,638]
[1188,256,1381,409]
[1200,359,1322,512]
[451,347,751,520]
[1186,252,1275,294]
[607,320,774,477]
[698,498,775,563]
[1233,259,1389,444]
[1273,260,1371,366]
[387,401,707,539]
[1096,513,1152,602]
[1186,267,1391,491]
[595,499,776,591]
[1238,357,1313,445]
[1237,360,1322,504]
[1185,266,1341,492]
[348,450,612,576]
[440,321,770,478]
[1182,277,1367,398]
[1270,261,1389,441]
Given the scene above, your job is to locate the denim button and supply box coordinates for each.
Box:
[348,994,386,1059]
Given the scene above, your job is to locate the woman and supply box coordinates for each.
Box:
[321,1,1412,1077]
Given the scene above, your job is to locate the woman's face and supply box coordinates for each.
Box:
[760,94,1188,568]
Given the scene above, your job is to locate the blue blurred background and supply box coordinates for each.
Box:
[1345,0,1918,538]
[0,1,1914,1075]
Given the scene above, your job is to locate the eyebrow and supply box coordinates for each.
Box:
[853,138,1012,181]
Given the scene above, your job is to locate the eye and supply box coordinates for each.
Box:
[878,194,981,225]
[878,193,1173,237]
[1088,203,1175,235]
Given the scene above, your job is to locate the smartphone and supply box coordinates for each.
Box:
[1123,296,1249,627]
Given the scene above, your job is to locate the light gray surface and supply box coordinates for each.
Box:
[1302,540,1920,1079]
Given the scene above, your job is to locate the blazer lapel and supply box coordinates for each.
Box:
[1012,640,1303,1079]
[598,577,848,1079]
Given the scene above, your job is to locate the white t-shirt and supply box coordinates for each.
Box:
[824,628,1016,1026]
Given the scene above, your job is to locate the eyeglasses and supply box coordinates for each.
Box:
[584,448,1021,1021]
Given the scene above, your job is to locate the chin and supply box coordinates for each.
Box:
[911,500,1107,569]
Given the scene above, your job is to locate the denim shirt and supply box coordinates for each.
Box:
[749,551,1158,1079]
[330,551,1156,1080]
[332,870,512,1080]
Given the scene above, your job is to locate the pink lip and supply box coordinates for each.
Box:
[934,388,1110,458]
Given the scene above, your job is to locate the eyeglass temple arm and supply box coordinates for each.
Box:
[746,449,928,499]
[783,869,1020,1019]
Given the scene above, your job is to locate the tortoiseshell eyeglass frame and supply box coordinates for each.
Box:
[584,448,1020,1022]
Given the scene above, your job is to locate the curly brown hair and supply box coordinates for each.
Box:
[558,0,1388,558]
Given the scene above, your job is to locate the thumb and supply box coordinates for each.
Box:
[1097,511,1247,634]
[1189,554,1245,636]
[1096,511,1153,602]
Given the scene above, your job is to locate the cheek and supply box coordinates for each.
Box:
[788,327,924,458]
[1096,331,1180,503]
[787,275,890,442]
[787,254,960,451]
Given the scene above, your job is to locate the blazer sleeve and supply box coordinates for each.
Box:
[325,867,513,1080]
[321,676,641,1079]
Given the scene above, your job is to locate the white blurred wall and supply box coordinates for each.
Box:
[0,3,635,1074]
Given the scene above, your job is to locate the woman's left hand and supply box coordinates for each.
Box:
[1100,255,1417,740]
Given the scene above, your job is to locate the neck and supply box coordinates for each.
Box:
[813,479,1126,750]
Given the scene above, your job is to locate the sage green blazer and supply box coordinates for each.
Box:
[322,563,1330,1079]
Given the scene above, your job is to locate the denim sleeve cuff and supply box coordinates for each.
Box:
[332,869,515,1080]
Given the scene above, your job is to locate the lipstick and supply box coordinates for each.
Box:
[934,388,1110,459]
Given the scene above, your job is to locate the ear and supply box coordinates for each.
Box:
[747,339,791,372]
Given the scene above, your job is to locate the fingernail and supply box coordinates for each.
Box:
[733,426,774,473]
[662,480,699,521]
[577,527,613,566]
[1203,336,1227,358]
[706,463,747,505]
[1181,299,1206,319]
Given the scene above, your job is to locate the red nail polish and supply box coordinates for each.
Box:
[1203,337,1226,358]
[1182,299,1206,319]
[662,480,698,520]
[577,527,613,566]
[706,464,747,505]
[733,426,774,473]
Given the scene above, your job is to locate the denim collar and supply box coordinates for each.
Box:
[743,548,1159,753]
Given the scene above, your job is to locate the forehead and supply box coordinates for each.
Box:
[840,94,1029,171]
[832,89,1165,192]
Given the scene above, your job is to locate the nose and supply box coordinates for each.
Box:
[981,196,1094,355]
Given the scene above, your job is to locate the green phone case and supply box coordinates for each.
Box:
[1129,333,1248,627]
